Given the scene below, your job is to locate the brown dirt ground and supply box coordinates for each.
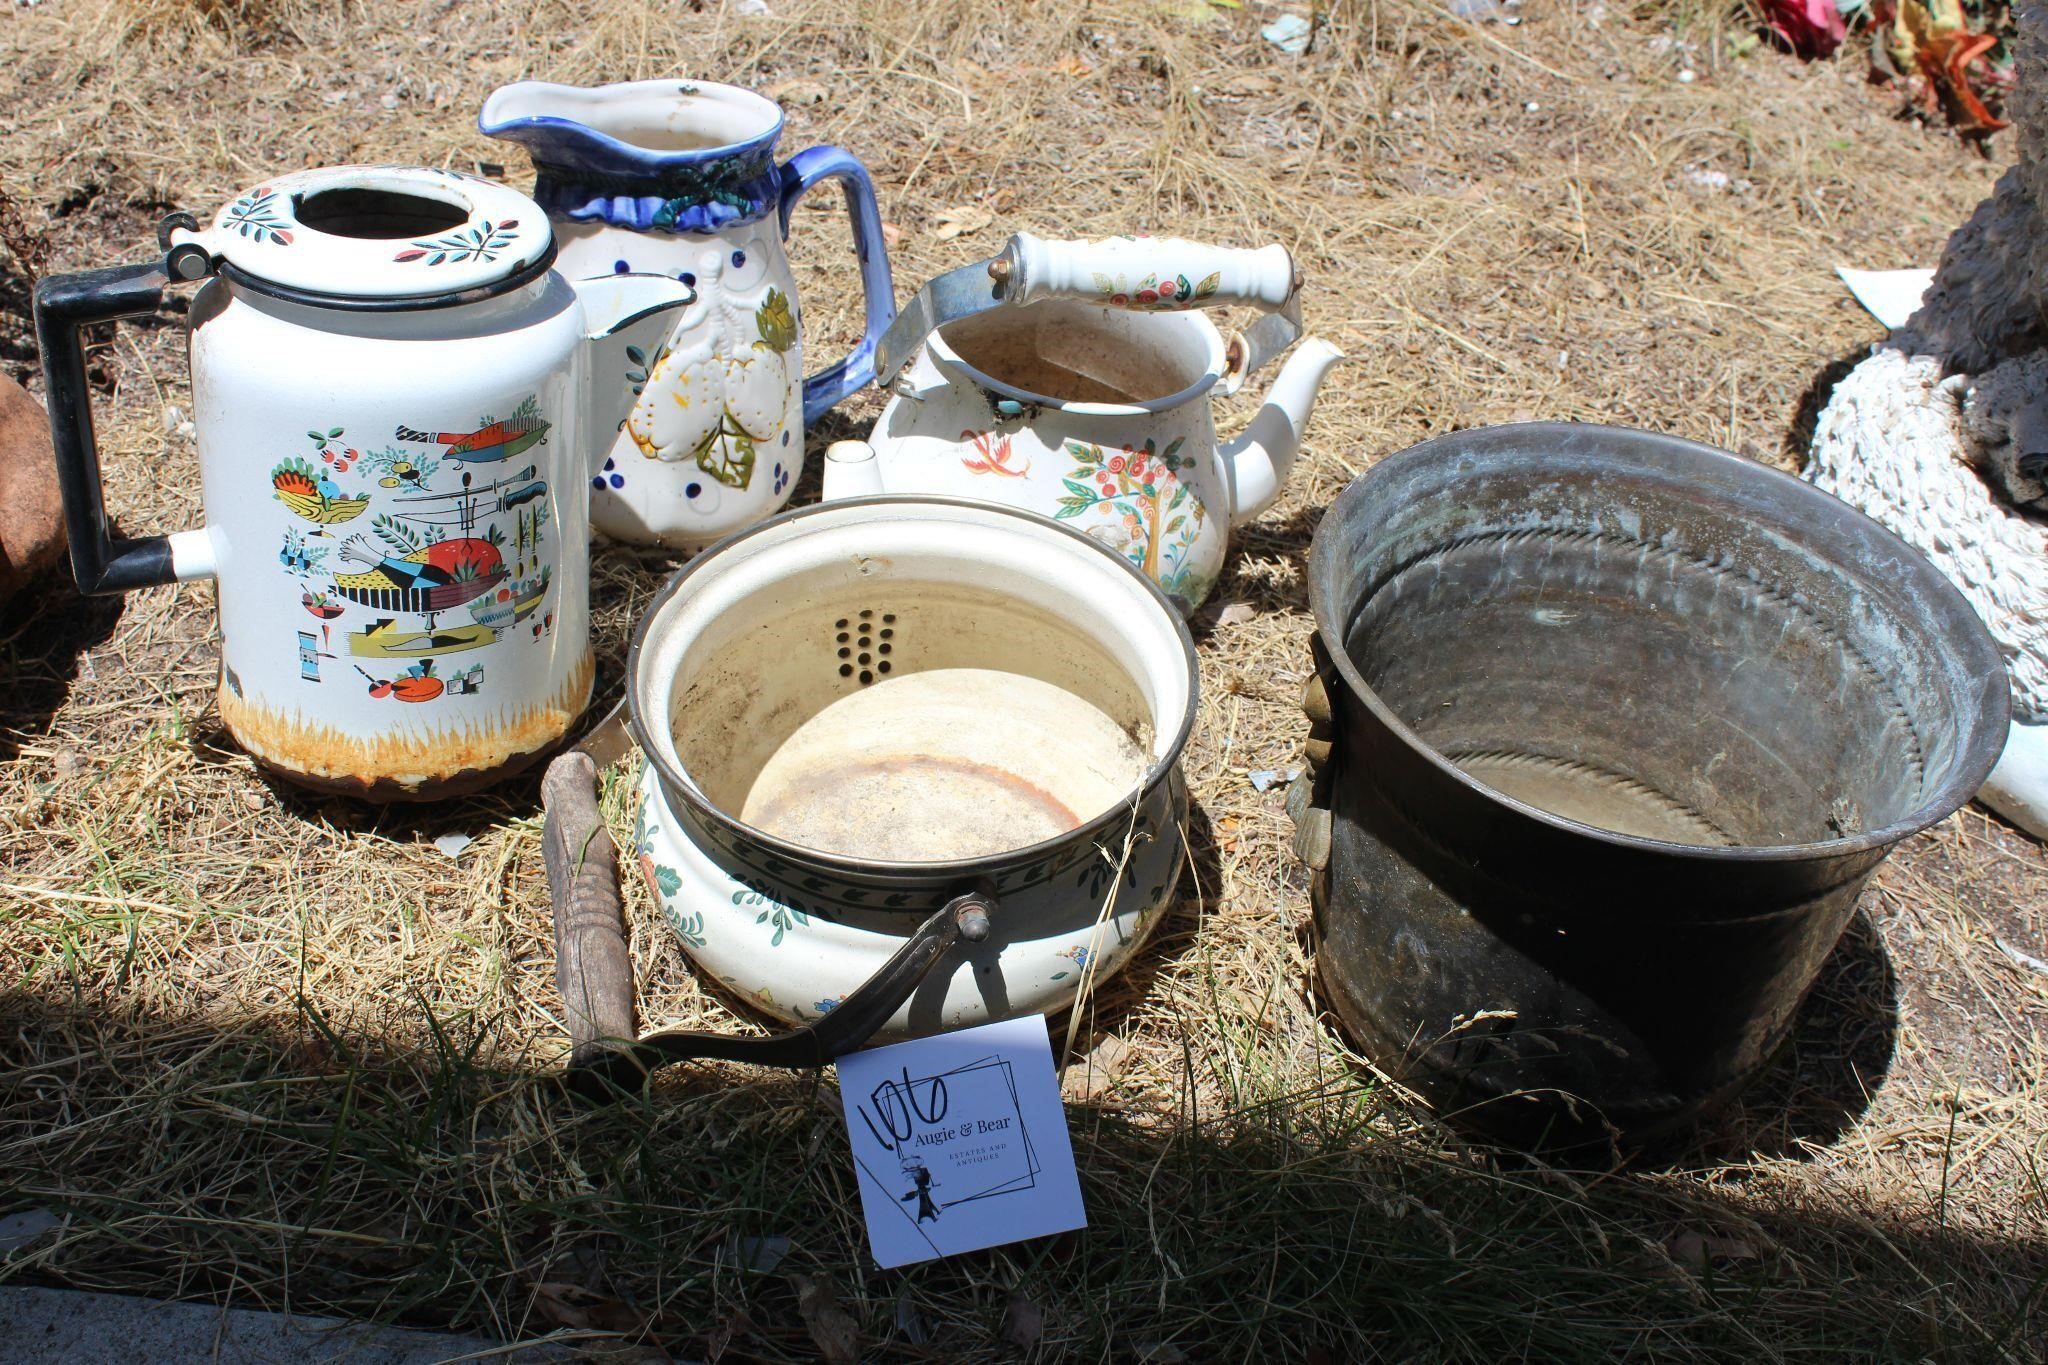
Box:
[0,0,2043,1359]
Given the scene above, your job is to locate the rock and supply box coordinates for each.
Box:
[0,375,64,601]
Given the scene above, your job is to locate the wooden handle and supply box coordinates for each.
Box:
[542,751,645,1092]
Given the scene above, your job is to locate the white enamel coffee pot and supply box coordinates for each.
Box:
[34,165,696,800]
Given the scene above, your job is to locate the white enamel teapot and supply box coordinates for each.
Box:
[33,165,696,800]
[822,234,1342,608]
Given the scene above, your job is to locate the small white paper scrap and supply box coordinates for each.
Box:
[1835,266,1935,332]
[837,1015,1086,1269]
[432,832,473,859]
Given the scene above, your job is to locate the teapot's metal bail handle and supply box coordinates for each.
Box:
[1222,304,1305,396]
[874,233,1305,392]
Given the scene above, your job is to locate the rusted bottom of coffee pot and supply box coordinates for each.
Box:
[218,651,594,802]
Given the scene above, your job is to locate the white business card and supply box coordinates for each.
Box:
[836,1015,1087,1269]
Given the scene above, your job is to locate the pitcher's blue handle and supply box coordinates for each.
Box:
[778,146,896,426]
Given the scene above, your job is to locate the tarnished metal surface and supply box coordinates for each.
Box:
[1299,423,2010,1148]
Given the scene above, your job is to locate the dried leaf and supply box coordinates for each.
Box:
[796,1275,861,1365]
[1063,1033,1134,1103]
[766,79,827,106]
[1220,73,1279,96]
[931,205,995,241]
[1200,599,1257,629]
[1000,1291,1044,1350]
[881,221,906,250]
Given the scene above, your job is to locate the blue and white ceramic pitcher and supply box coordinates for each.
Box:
[482,79,894,549]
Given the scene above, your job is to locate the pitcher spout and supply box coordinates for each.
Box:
[1219,337,1344,526]
[570,273,699,472]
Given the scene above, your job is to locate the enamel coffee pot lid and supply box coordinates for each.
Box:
[163,165,557,307]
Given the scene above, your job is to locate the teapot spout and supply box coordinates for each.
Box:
[1219,337,1343,526]
[570,274,698,474]
[821,440,887,500]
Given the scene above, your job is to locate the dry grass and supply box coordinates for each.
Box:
[0,0,2044,1358]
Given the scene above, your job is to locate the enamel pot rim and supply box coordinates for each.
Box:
[626,494,1201,880]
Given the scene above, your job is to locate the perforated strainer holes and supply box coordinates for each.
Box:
[828,609,899,686]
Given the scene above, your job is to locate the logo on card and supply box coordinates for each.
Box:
[839,1018,1086,1268]
[853,1060,1041,1217]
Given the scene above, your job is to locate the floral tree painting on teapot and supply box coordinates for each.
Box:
[1053,437,1219,606]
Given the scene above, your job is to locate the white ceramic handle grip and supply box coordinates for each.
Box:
[1005,233,1297,313]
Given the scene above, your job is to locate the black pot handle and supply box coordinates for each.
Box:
[542,750,993,1100]
[33,244,214,595]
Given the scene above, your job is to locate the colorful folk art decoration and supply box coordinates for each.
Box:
[265,397,560,703]
[960,429,1030,477]
[1049,944,1094,981]
[1093,268,1222,312]
[393,218,522,267]
[221,187,292,245]
[395,394,552,464]
[1054,437,1213,602]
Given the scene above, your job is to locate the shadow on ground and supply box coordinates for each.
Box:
[0,899,2033,1363]
[0,575,125,765]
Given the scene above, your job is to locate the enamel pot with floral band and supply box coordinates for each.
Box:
[481,79,896,550]
[825,233,1342,609]
[33,166,696,801]
[537,497,1198,1091]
